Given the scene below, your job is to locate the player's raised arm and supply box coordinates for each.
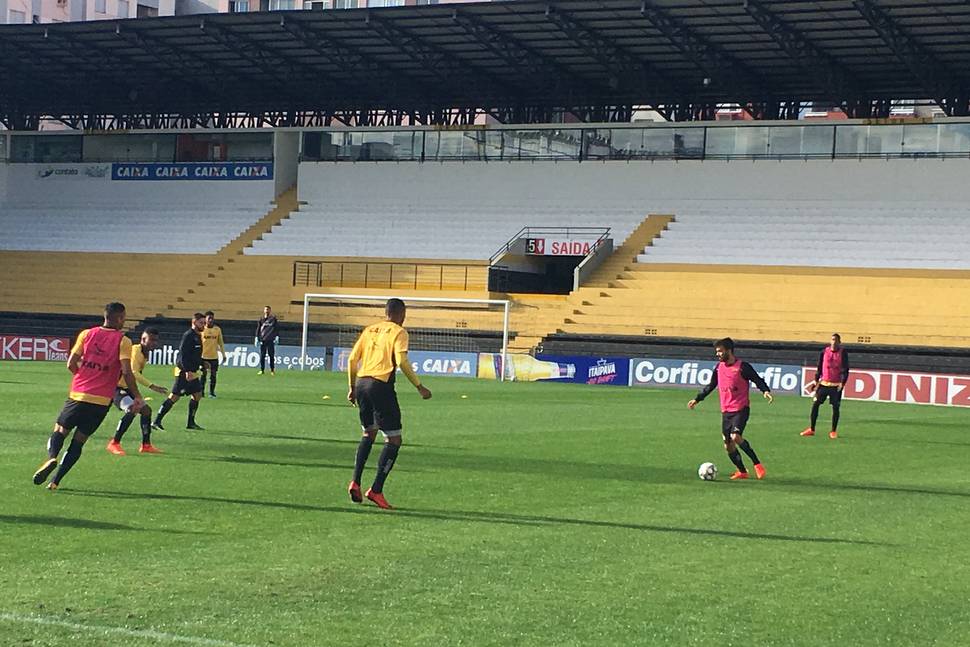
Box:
[741,362,773,404]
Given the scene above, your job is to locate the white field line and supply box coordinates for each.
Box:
[0,612,262,647]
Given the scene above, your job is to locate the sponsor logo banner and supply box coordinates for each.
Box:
[802,367,970,408]
[0,335,71,361]
[630,358,803,394]
[36,165,110,180]
[332,348,478,378]
[530,354,630,386]
[524,237,602,256]
[111,162,274,181]
[148,343,327,370]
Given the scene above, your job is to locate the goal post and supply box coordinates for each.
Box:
[301,292,511,381]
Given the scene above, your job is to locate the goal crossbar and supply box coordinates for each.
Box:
[301,292,511,381]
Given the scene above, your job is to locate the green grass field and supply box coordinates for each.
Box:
[1,360,968,646]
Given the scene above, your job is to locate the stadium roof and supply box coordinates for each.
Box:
[3,0,970,129]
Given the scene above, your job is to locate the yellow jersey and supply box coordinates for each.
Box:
[201,325,225,360]
[347,321,421,387]
[118,343,153,389]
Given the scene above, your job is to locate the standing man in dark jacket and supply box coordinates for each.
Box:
[154,312,206,430]
[256,305,280,375]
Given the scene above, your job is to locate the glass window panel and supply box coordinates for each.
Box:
[801,125,834,156]
[901,124,938,154]
[937,123,970,153]
[673,128,704,158]
[735,126,769,156]
[767,126,802,156]
[865,125,903,155]
[83,134,176,162]
[426,131,487,160]
[704,127,735,157]
[583,129,612,160]
[11,135,82,163]
[835,125,868,155]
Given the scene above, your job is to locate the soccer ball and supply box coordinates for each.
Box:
[697,462,717,481]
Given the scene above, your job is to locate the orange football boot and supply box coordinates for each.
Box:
[106,440,126,456]
[348,481,363,504]
[729,471,750,480]
[754,463,766,479]
[800,428,815,437]
[139,444,163,454]
[365,488,393,509]
[829,430,838,439]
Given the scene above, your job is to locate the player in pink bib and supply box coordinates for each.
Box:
[689,338,773,480]
[32,302,145,490]
[801,333,849,439]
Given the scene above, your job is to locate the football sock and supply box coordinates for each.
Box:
[156,399,174,424]
[188,399,199,425]
[209,372,217,395]
[831,404,841,431]
[353,436,374,484]
[370,443,400,493]
[114,412,136,442]
[47,431,66,459]
[52,438,84,485]
[728,449,746,473]
[738,439,760,465]
[810,401,821,431]
[140,413,152,444]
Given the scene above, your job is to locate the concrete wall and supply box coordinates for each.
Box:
[273,132,300,197]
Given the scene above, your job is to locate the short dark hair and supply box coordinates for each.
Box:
[193,312,205,320]
[386,298,406,317]
[832,333,841,341]
[714,337,735,352]
[105,302,126,319]
[205,310,214,317]
[144,327,160,336]
[264,305,272,310]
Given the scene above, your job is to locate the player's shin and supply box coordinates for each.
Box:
[738,439,760,465]
[727,449,746,473]
[155,398,174,424]
[353,435,374,484]
[140,412,152,444]
[187,398,199,426]
[115,412,136,442]
[47,431,66,459]
[51,438,85,485]
[370,442,400,493]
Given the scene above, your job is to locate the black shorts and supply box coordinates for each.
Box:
[814,384,842,406]
[56,400,110,437]
[721,407,750,439]
[172,371,203,396]
[202,358,219,373]
[356,376,402,436]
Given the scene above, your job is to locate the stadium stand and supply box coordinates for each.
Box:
[639,205,970,270]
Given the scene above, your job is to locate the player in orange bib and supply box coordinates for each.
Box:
[32,302,145,490]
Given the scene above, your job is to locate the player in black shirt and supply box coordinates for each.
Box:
[255,305,280,375]
[153,313,206,430]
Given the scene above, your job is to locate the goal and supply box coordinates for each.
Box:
[300,293,511,380]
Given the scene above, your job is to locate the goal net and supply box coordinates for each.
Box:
[301,293,510,380]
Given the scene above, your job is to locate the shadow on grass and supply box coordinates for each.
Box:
[202,429,436,448]
[0,380,29,384]
[773,478,970,499]
[173,454,348,471]
[64,490,883,545]
[0,513,208,535]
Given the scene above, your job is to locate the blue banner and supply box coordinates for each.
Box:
[111,162,274,181]
[534,354,630,387]
[629,357,803,394]
[333,348,478,378]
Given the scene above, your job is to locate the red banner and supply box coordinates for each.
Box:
[0,335,71,361]
[802,367,970,408]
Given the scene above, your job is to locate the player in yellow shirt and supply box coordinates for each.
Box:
[347,298,432,509]
[106,328,169,456]
[199,311,226,398]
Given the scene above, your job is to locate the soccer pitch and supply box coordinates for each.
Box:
[1,361,968,646]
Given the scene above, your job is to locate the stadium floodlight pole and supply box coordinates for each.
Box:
[302,292,511,381]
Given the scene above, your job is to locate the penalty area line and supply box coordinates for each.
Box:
[0,612,260,647]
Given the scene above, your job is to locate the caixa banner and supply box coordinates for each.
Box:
[148,343,327,371]
[630,358,803,394]
[802,367,970,408]
[0,335,71,361]
[332,348,478,378]
[111,162,274,181]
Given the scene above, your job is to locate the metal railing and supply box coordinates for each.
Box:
[293,260,484,291]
